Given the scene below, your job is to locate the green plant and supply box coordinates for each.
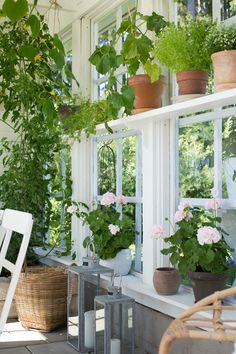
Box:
[223,116,236,158]
[152,15,212,73]
[89,4,168,119]
[0,0,76,266]
[60,97,112,139]
[67,192,135,259]
[152,189,233,275]
[205,23,236,56]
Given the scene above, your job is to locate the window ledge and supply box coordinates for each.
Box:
[121,274,195,318]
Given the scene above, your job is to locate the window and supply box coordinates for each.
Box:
[178,107,236,284]
[93,130,143,272]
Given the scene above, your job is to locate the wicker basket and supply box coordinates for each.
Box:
[15,266,67,332]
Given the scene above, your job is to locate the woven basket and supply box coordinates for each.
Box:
[15,266,67,332]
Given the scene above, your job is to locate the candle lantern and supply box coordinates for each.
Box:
[94,289,135,354]
[67,264,113,353]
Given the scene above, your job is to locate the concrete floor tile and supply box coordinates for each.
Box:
[27,341,79,353]
[0,348,31,354]
[0,329,47,348]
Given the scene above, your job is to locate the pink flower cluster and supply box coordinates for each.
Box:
[174,201,193,222]
[108,224,120,235]
[67,205,78,214]
[101,192,127,206]
[151,225,167,239]
[197,226,221,245]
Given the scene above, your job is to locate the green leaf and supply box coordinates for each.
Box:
[110,91,123,109]
[49,48,65,69]
[53,34,65,55]
[105,122,113,134]
[3,0,28,22]
[26,15,40,38]
[121,85,135,112]
[122,34,138,60]
[144,60,161,83]
[146,12,168,35]
[42,99,55,119]
[18,45,38,60]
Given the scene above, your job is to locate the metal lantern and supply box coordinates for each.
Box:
[94,286,135,354]
[67,263,114,353]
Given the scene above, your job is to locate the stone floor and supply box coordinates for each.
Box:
[0,321,78,353]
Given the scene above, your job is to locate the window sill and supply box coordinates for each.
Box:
[121,274,195,318]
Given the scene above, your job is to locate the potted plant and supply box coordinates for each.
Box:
[204,23,236,92]
[0,0,76,331]
[152,188,234,302]
[223,116,236,199]
[89,5,168,118]
[152,16,212,97]
[67,192,135,275]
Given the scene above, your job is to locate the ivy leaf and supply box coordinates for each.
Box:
[3,0,28,22]
[18,45,38,60]
[53,34,65,55]
[26,15,40,38]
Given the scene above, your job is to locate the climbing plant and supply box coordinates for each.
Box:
[0,0,75,265]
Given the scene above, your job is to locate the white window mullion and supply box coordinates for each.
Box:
[116,138,123,196]
[134,134,142,271]
[214,114,223,196]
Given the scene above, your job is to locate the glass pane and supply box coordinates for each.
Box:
[178,0,212,20]
[122,136,136,196]
[222,209,236,285]
[222,116,236,199]
[123,203,143,273]
[97,141,116,195]
[221,0,236,20]
[179,121,214,198]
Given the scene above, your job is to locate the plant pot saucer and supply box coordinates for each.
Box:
[171,94,206,104]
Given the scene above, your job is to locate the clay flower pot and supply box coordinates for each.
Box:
[211,50,236,92]
[176,70,208,95]
[128,74,165,114]
[153,267,180,295]
[189,271,228,302]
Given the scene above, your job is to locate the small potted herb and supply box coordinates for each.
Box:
[204,23,236,92]
[89,5,168,118]
[152,16,212,96]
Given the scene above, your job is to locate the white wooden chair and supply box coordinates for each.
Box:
[0,209,33,334]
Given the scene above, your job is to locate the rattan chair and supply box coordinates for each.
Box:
[159,287,236,354]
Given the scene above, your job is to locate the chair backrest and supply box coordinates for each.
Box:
[0,209,33,333]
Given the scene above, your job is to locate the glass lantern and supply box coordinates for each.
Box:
[94,294,135,354]
[67,264,114,353]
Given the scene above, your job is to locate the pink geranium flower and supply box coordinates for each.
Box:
[178,201,192,211]
[101,192,116,206]
[151,225,167,239]
[108,224,120,235]
[115,195,127,204]
[197,226,221,245]
[174,210,192,222]
[206,198,222,210]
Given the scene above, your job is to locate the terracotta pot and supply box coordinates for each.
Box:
[128,74,165,115]
[153,267,180,295]
[176,70,208,95]
[189,271,228,303]
[211,50,236,92]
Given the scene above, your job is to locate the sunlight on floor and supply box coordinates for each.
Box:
[0,321,47,343]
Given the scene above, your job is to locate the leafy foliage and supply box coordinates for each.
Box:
[69,196,135,260]
[60,97,110,139]
[0,0,75,266]
[153,15,212,73]
[89,7,168,119]
[223,116,236,158]
[205,23,236,55]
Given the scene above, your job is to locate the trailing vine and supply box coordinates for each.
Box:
[0,0,75,265]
